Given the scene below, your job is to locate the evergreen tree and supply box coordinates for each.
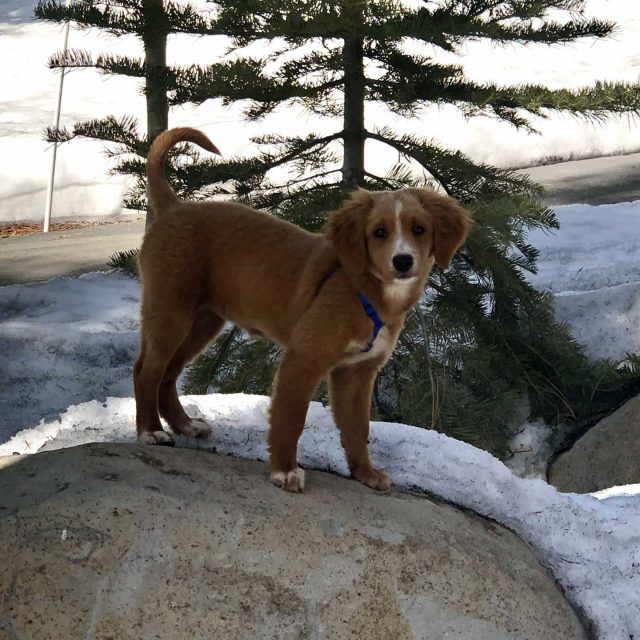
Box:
[180,0,640,454]
[34,0,219,223]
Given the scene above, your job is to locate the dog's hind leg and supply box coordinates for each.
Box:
[329,361,390,491]
[159,307,225,438]
[134,313,191,446]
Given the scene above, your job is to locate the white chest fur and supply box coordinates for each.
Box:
[339,326,395,367]
[383,277,417,307]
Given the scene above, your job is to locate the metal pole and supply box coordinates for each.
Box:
[43,0,72,233]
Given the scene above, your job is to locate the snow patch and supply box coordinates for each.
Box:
[527,200,640,360]
[504,420,554,479]
[0,272,140,440]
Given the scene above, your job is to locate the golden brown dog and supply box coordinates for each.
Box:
[134,127,471,492]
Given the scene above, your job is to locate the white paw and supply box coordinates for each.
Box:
[354,467,391,491]
[270,468,306,493]
[138,430,175,446]
[177,418,212,439]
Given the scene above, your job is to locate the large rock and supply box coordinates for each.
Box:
[549,394,640,493]
[0,443,585,640]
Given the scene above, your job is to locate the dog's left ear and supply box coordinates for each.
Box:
[326,189,373,276]
[409,188,472,269]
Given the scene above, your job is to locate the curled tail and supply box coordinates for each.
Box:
[146,127,221,216]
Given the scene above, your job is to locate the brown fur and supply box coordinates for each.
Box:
[134,126,472,492]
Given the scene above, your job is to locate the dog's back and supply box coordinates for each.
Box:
[140,128,336,344]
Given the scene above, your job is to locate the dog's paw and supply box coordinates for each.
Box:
[354,467,391,492]
[270,468,306,493]
[173,418,212,439]
[138,430,175,447]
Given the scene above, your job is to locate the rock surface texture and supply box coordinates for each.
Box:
[549,393,640,493]
[0,443,585,640]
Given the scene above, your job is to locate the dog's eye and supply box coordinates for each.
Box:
[413,225,425,236]
[373,228,387,239]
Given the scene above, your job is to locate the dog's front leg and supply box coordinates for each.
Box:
[268,349,326,493]
[329,361,391,491]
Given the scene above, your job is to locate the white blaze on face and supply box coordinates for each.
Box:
[392,197,415,261]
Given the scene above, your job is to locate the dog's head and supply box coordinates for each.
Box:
[326,188,472,283]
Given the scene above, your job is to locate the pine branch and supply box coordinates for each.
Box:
[366,50,640,128]
[495,81,640,120]
[163,1,219,34]
[167,132,343,203]
[34,0,140,34]
[35,0,220,34]
[92,53,147,77]
[171,58,343,118]
[45,115,146,156]
[246,132,343,174]
[208,0,408,44]
[448,81,640,128]
[399,2,614,49]
[364,163,420,190]
[48,49,183,90]
[47,48,95,69]
[48,48,142,75]
[279,48,344,82]
[366,128,542,201]
[262,168,341,191]
[247,179,345,231]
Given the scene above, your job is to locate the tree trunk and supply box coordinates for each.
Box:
[142,0,168,226]
[341,5,366,191]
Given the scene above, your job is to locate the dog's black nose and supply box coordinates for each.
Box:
[392,253,414,273]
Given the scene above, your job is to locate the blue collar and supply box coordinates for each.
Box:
[357,292,385,352]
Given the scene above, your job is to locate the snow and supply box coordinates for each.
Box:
[528,200,640,360]
[2,0,640,221]
[0,272,140,436]
[503,419,554,478]
[2,199,640,637]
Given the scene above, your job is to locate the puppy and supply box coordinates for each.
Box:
[134,127,472,492]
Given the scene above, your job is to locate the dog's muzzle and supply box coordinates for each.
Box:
[392,253,414,278]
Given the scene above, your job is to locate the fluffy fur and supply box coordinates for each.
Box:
[134,127,472,492]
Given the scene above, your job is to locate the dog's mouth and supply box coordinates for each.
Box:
[394,271,415,280]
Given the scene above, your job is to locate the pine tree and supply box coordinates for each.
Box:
[180,0,640,454]
[34,0,219,223]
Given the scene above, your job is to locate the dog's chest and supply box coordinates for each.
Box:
[339,326,396,366]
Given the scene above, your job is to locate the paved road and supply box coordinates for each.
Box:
[0,220,144,285]
[1,153,639,285]
[521,152,640,206]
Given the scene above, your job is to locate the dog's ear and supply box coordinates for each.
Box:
[409,188,472,269]
[326,189,373,275]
